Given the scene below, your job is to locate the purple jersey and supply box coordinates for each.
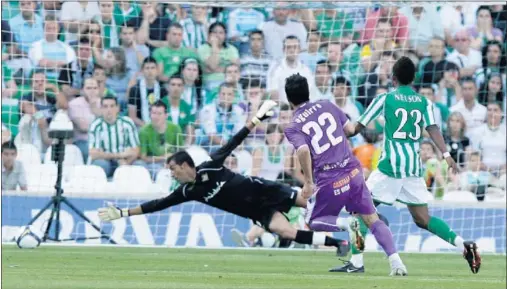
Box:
[284,100,361,187]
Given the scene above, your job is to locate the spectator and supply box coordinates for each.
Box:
[446,29,482,77]
[240,78,266,148]
[2,124,11,145]
[175,57,203,115]
[358,52,395,106]
[312,60,333,101]
[104,47,135,112]
[266,36,314,103]
[325,42,357,96]
[94,1,120,49]
[92,65,117,98]
[353,138,377,179]
[360,6,409,48]
[8,0,44,54]
[240,30,271,87]
[260,6,308,60]
[469,102,506,175]
[227,7,266,54]
[198,22,239,90]
[399,4,444,57]
[161,75,195,146]
[478,72,505,108]
[89,96,141,178]
[1,20,13,48]
[58,37,94,99]
[360,18,397,60]
[2,62,18,99]
[251,124,292,181]
[1,141,27,191]
[114,1,141,26]
[418,37,450,84]
[444,111,470,167]
[28,15,77,81]
[128,57,168,128]
[87,19,105,55]
[420,140,448,199]
[491,5,507,41]
[118,22,150,74]
[138,100,184,179]
[450,78,487,133]
[60,1,100,44]
[39,1,62,20]
[67,78,102,162]
[180,5,208,50]
[437,61,461,107]
[153,22,198,83]
[315,8,354,42]
[332,76,364,122]
[418,84,449,132]
[19,70,67,153]
[455,151,499,201]
[205,63,244,105]
[198,83,246,151]
[133,0,172,50]
[299,30,326,73]
[440,4,480,41]
[468,6,504,50]
[474,40,506,88]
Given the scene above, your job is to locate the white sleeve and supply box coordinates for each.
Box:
[60,2,77,21]
[266,63,278,91]
[439,5,455,31]
[227,10,240,38]
[200,106,217,135]
[297,23,308,51]
[65,43,77,63]
[28,42,43,66]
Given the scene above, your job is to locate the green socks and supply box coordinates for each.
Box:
[351,217,369,255]
[427,216,458,245]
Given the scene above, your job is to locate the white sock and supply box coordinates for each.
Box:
[336,217,349,231]
[312,232,327,245]
[454,236,465,251]
[350,253,364,268]
[388,253,403,268]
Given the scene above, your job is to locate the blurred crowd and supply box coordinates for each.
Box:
[1,1,506,201]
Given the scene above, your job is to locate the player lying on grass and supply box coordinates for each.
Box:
[98,100,350,255]
[283,74,407,276]
[339,56,481,274]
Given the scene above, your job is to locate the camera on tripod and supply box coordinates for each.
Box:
[25,110,115,244]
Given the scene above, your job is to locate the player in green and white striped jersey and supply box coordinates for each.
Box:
[333,57,481,275]
[89,96,141,178]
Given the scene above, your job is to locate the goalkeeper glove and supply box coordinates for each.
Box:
[251,100,277,125]
[98,202,129,222]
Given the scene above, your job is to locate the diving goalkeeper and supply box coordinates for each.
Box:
[98,100,348,253]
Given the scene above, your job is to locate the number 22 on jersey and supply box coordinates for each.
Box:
[302,112,343,154]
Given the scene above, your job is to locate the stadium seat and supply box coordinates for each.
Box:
[186,145,211,166]
[112,165,153,195]
[236,150,253,175]
[26,164,58,193]
[154,169,173,194]
[64,165,108,195]
[442,191,478,203]
[16,143,42,167]
[44,144,84,166]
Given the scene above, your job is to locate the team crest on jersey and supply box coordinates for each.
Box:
[202,173,209,182]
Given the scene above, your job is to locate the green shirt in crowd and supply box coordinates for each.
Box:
[139,121,184,157]
[152,46,198,78]
[161,97,196,133]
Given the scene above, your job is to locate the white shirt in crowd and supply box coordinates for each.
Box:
[450,100,487,136]
[60,1,101,43]
[446,48,482,70]
[260,20,308,60]
[470,123,506,169]
[266,58,315,104]
[439,4,479,35]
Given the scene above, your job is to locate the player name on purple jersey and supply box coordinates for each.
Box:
[284,100,362,186]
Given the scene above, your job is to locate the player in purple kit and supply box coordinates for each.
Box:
[284,73,407,276]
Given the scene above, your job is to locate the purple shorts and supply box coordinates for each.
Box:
[306,168,376,228]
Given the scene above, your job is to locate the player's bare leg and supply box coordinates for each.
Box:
[360,213,407,276]
[267,212,348,251]
[408,205,481,274]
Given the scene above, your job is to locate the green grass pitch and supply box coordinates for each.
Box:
[2,245,506,289]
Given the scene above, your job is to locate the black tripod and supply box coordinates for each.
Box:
[27,138,116,244]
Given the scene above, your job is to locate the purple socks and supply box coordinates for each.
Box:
[370,220,397,256]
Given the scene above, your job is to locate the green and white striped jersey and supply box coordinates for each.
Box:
[180,18,207,49]
[88,116,140,153]
[358,86,436,178]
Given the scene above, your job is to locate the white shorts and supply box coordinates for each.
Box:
[366,169,430,206]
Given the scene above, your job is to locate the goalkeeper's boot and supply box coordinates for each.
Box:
[329,261,364,273]
[231,229,250,247]
[463,241,481,274]
[348,217,365,252]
